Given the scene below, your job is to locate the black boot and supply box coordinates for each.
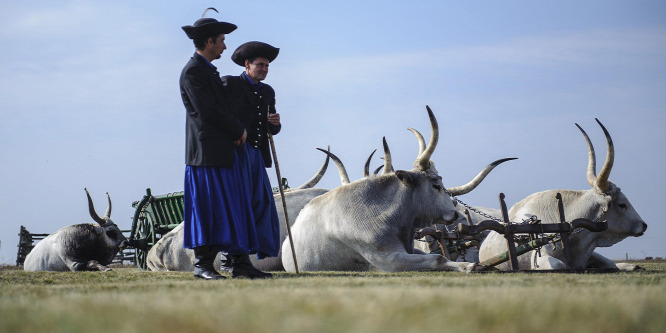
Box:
[193,246,226,280]
[229,253,272,279]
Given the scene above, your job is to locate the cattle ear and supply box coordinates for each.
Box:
[396,170,418,186]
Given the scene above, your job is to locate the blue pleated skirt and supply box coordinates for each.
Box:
[183,144,279,259]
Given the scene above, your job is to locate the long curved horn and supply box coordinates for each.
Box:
[84,188,106,225]
[373,165,384,175]
[446,158,517,196]
[575,123,598,188]
[594,118,614,192]
[414,106,438,171]
[363,149,377,177]
[104,192,112,219]
[407,128,426,157]
[316,148,350,185]
[297,146,331,189]
[382,137,393,175]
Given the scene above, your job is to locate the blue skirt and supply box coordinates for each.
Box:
[244,145,280,259]
[183,144,279,259]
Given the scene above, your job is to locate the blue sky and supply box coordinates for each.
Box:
[1,1,664,264]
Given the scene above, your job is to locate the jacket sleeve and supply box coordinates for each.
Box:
[182,65,245,140]
[267,85,281,135]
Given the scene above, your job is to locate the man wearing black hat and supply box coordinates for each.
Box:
[219,41,282,275]
[180,11,272,280]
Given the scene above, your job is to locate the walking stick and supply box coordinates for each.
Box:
[267,107,300,274]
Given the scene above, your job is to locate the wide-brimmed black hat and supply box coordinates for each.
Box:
[182,8,237,40]
[231,41,280,66]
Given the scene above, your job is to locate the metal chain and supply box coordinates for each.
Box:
[453,197,505,223]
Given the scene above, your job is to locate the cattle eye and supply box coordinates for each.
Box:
[432,184,442,191]
[106,230,117,238]
[618,203,628,210]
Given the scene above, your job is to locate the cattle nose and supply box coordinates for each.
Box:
[119,239,130,248]
[633,221,647,236]
[444,211,459,225]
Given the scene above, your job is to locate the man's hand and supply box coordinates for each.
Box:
[234,129,247,146]
[268,113,280,126]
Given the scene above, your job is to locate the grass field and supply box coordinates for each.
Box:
[1,262,665,333]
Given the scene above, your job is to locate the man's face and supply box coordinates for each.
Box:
[245,57,270,82]
[209,34,227,59]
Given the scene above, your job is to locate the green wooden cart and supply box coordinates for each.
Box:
[129,188,185,270]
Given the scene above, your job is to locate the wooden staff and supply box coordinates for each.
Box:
[267,106,299,274]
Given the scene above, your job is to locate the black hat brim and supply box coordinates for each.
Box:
[231,41,280,66]
[182,21,237,40]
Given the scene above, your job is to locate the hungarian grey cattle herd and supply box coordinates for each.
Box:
[23,107,647,273]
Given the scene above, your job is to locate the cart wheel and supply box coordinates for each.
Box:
[133,209,156,270]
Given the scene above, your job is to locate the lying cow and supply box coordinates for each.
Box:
[479,119,647,271]
[23,188,128,271]
[281,106,511,272]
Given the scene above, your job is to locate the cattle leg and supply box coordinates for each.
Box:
[529,252,566,270]
[587,251,643,271]
[86,260,112,271]
[363,249,477,272]
[68,260,111,271]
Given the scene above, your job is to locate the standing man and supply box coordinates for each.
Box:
[220,42,282,275]
[180,10,271,280]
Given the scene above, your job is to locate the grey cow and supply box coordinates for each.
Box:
[23,188,128,271]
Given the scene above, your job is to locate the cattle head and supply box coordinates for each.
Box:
[396,169,459,225]
[576,119,647,245]
[402,106,459,224]
[84,188,129,249]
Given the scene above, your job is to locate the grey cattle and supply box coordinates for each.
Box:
[282,106,508,272]
[23,189,128,272]
[478,119,647,271]
[147,153,335,272]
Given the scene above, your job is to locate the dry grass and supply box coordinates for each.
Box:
[1,263,664,333]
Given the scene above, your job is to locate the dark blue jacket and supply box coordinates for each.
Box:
[222,73,281,167]
[180,54,245,167]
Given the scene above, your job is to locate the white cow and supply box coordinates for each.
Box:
[23,189,129,271]
[479,119,647,271]
[282,106,509,272]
